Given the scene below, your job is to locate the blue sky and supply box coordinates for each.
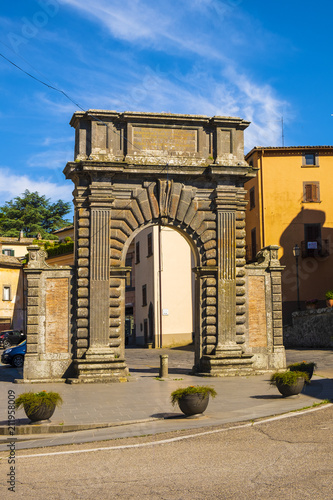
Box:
[0,0,332,211]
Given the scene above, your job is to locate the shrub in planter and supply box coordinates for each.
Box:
[270,371,309,397]
[15,391,63,422]
[325,290,333,307]
[288,361,317,382]
[171,385,217,416]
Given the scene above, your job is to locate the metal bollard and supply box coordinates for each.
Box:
[159,354,168,378]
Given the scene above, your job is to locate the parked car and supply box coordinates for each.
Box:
[0,330,26,349]
[1,340,26,367]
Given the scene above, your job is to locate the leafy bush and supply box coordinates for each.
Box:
[270,371,309,386]
[287,361,316,371]
[325,290,333,300]
[170,385,217,406]
[46,241,74,258]
[15,391,63,412]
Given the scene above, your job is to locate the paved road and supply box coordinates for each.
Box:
[1,405,332,499]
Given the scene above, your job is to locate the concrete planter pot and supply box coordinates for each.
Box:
[275,377,305,397]
[289,362,316,383]
[24,402,56,423]
[171,386,217,417]
[178,393,210,416]
[270,371,308,397]
[15,391,63,424]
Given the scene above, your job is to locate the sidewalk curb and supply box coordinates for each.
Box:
[0,417,162,438]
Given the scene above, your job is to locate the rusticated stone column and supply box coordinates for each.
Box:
[73,183,129,382]
[214,194,242,357]
[89,207,111,348]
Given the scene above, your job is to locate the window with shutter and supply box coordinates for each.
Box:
[303,182,320,202]
[2,249,14,256]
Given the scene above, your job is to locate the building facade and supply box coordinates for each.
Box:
[134,225,194,348]
[245,146,333,321]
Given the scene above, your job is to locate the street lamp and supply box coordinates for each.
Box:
[293,244,301,310]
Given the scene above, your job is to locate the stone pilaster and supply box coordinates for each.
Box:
[73,183,129,382]
[214,195,242,357]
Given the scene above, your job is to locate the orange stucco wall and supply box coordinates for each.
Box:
[245,149,333,308]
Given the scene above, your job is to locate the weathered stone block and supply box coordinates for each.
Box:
[205,317,216,325]
[79,218,90,227]
[78,238,89,247]
[110,298,121,307]
[110,318,121,327]
[27,325,38,334]
[79,208,90,218]
[206,259,217,266]
[78,258,89,267]
[78,247,89,258]
[27,306,39,316]
[78,278,89,287]
[77,318,88,328]
[27,316,38,325]
[206,306,216,315]
[110,288,121,298]
[27,279,39,288]
[77,328,88,338]
[205,287,216,297]
[78,267,89,278]
[77,339,88,348]
[77,308,88,318]
[27,296,38,306]
[110,308,121,318]
[78,298,89,308]
[205,336,216,344]
[77,287,89,298]
[78,227,89,238]
[206,278,216,286]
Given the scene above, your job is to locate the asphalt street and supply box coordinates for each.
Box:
[1,404,332,499]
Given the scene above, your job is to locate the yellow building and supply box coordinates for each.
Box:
[0,254,24,332]
[245,146,333,321]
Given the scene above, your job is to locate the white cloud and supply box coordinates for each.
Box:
[27,148,73,169]
[58,0,170,42]
[0,168,73,204]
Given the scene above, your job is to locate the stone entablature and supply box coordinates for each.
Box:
[70,110,250,167]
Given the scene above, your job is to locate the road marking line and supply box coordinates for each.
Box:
[15,403,332,459]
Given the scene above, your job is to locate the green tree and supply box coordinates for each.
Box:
[0,190,72,239]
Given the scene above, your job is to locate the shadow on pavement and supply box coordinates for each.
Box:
[0,365,23,383]
[251,378,333,402]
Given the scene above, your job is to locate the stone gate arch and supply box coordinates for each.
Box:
[62,110,285,382]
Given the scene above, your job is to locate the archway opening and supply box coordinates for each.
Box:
[123,224,197,375]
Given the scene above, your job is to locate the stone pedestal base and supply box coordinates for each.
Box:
[198,353,254,376]
[73,348,129,383]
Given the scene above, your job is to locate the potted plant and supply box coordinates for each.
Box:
[305,299,318,310]
[15,391,63,423]
[325,290,333,307]
[171,385,217,416]
[270,371,309,397]
[287,361,317,382]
